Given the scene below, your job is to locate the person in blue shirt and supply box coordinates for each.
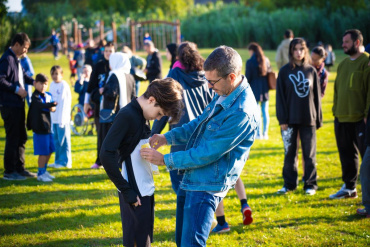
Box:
[20,54,35,106]
[142,46,260,246]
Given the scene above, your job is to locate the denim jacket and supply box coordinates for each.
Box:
[164,76,259,192]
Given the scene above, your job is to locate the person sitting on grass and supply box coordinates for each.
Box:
[100,78,184,247]
[26,73,57,182]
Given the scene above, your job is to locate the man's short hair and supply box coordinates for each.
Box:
[284,29,294,39]
[143,78,184,124]
[343,29,363,46]
[35,73,48,84]
[11,33,31,46]
[203,45,242,77]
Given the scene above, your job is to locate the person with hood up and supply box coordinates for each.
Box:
[151,41,214,246]
[98,52,136,148]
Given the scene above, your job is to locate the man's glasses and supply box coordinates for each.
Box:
[205,74,229,86]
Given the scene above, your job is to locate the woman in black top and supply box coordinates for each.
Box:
[276,38,322,195]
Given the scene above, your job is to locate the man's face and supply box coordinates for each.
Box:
[142,96,165,121]
[104,46,114,60]
[205,70,232,96]
[342,34,359,55]
[13,42,30,58]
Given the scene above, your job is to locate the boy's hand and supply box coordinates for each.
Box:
[140,148,165,166]
[149,134,167,149]
[132,196,141,207]
[50,106,56,112]
[99,87,104,95]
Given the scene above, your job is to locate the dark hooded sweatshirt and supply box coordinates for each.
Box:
[151,67,214,152]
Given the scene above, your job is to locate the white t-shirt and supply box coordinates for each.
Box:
[49,80,72,126]
[121,139,155,197]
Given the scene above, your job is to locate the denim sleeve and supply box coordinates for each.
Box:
[164,111,256,170]
[164,115,201,146]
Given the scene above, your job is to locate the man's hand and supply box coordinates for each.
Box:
[140,148,166,166]
[84,103,92,115]
[132,196,142,207]
[16,87,27,98]
[149,134,167,150]
[280,124,288,131]
[99,87,104,95]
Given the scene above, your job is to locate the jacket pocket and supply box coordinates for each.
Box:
[349,71,364,91]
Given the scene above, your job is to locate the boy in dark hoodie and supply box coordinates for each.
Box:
[27,74,58,182]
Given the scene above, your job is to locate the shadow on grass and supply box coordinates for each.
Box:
[16,237,122,247]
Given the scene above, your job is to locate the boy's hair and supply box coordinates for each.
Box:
[11,33,31,46]
[35,73,48,84]
[105,41,115,48]
[143,78,184,124]
[50,65,63,75]
[312,46,327,59]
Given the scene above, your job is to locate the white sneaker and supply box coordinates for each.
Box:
[44,171,55,179]
[66,163,72,169]
[37,173,53,182]
[277,187,290,194]
[263,133,269,140]
[49,163,67,168]
[329,184,357,199]
[305,188,316,195]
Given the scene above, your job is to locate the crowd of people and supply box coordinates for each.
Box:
[0,27,369,246]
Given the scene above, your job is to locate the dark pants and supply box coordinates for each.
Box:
[118,192,154,247]
[0,107,27,174]
[360,146,370,212]
[175,188,186,246]
[281,125,318,190]
[334,118,365,190]
[93,105,101,165]
[52,45,59,58]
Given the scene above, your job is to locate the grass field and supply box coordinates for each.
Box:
[0,48,369,247]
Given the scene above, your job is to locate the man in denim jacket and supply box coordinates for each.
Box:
[142,46,259,246]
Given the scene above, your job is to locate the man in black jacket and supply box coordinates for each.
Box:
[0,33,36,180]
[144,41,162,83]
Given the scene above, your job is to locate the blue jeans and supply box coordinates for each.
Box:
[360,146,370,212]
[170,170,183,194]
[257,100,269,137]
[177,190,222,247]
[52,124,72,167]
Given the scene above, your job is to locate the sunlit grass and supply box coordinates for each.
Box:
[0,49,369,246]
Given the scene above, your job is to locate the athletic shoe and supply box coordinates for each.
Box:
[356,208,368,216]
[3,172,26,181]
[49,163,68,169]
[44,171,55,179]
[91,163,102,169]
[210,218,218,233]
[37,173,53,182]
[19,169,37,178]
[241,204,253,225]
[277,187,291,194]
[329,184,357,199]
[212,222,230,234]
[305,188,316,195]
[263,133,269,140]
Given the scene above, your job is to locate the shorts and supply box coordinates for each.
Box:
[119,192,154,246]
[33,133,55,155]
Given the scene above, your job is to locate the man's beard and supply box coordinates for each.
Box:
[344,44,358,55]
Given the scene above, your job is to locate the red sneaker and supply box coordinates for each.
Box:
[242,204,253,225]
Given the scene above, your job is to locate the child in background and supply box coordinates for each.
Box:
[74,64,92,106]
[324,44,335,72]
[26,74,58,182]
[100,78,184,246]
[74,43,85,79]
[68,53,77,86]
[48,66,72,169]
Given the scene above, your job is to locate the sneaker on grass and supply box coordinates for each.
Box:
[241,204,253,225]
[37,173,53,182]
[19,169,37,178]
[305,188,316,195]
[212,222,230,234]
[329,184,357,199]
[356,208,370,217]
[44,171,55,179]
[3,172,26,181]
[277,187,291,194]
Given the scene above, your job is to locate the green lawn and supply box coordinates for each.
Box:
[0,49,369,247]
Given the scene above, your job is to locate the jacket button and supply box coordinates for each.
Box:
[208,125,211,129]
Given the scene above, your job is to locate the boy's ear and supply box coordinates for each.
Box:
[148,96,156,104]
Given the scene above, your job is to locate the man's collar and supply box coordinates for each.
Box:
[218,76,248,110]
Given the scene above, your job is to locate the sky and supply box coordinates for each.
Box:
[6,0,23,12]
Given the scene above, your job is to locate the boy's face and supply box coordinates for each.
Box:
[51,70,63,83]
[143,96,166,121]
[35,81,48,94]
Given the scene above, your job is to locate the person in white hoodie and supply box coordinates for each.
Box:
[276,29,294,70]
[48,66,72,168]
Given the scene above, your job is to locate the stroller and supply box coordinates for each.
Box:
[70,103,95,136]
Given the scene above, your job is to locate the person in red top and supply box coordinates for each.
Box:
[68,53,77,86]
